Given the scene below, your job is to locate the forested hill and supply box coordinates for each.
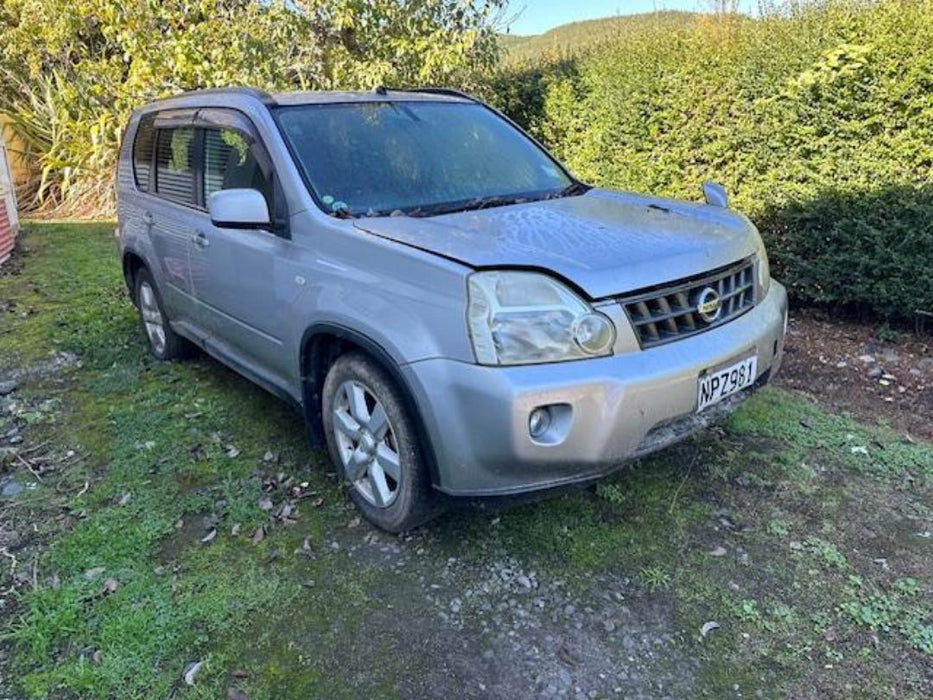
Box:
[499,11,701,61]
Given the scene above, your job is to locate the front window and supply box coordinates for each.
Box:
[274,101,575,217]
[203,128,274,213]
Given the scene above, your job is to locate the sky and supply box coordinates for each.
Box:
[505,0,754,36]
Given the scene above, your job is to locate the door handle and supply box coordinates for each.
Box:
[142,211,154,227]
[192,230,210,248]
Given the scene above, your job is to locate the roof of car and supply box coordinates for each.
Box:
[140,86,473,110]
[273,89,472,106]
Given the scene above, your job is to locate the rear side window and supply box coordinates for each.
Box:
[155,128,196,205]
[203,128,273,211]
[132,115,156,192]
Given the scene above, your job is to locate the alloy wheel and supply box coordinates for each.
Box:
[138,281,166,356]
[332,380,402,508]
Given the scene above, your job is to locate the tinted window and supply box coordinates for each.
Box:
[132,115,156,192]
[274,102,571,216]
[155,128,196,205]
[203,128,272,211]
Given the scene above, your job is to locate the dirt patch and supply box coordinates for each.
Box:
[777,309,933,441]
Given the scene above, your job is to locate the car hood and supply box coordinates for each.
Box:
[353,188,760,299]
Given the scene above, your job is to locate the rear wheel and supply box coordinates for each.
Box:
[134,268,193,361]
[322,352,436,532]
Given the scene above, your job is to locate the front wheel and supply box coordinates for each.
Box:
[322,352,436,533]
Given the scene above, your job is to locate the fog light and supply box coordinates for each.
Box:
[529,407,551,438]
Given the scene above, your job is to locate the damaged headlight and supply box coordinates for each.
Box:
[467,271,615,366]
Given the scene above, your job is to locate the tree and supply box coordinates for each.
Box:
[0,0,504,215]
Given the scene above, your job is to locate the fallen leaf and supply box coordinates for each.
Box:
[294,537,313,557]
[84,566,105,579]
[225,445,241,458]
[227,689,250,700]
[92,650,102,664]
[188,443,204,461]
[850,445,869,456]
[824,627,837,642]
[200,528,217,545]
[100,578,120,595]
[276,503,295,523]
[183,660,203,686]
[709,546,727,557]
[348,517,361,528]
[117,492,133,506]
[263,451,278,463]
[231,669,251,678]
[251,525,265,544]
[231,523,241,536]
[258,496,274,512]
[700,620,721,639]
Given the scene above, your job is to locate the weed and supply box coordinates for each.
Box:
[767,518,789,538]
[803,536,848,570]
[637,565,671,590]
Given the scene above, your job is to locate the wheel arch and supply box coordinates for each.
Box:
[300,323,441,487]
[122,250,149,304]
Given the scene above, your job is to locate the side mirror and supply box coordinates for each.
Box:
[702,181,729,209]
[208,189,270,229]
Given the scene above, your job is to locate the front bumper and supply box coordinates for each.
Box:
[402,282,788,496]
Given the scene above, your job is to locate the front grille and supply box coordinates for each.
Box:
[621,258,756,349]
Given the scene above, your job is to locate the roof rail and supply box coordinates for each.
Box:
[386,87,478,102]
[146,86,277,106]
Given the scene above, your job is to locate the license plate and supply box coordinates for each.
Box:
[697,355,758,412]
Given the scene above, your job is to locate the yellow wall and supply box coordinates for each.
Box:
[0,116,32,187]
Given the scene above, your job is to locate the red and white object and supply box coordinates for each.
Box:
[0,131,19,265]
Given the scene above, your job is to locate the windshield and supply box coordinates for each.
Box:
[274,101,575,217]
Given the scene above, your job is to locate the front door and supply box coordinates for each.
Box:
[189,126,290,385]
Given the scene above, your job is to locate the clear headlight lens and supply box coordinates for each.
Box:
[467,271,615,365]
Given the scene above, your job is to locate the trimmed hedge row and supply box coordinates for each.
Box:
[489,1,933,323]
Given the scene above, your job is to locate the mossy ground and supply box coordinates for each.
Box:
[0,224,930,698]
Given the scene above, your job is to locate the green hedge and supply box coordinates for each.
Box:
[490,1,933,323]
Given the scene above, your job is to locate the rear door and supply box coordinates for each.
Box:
[188,115,292,385]
[145,120,201,334]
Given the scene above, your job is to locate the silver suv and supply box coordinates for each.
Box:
[116,87,788,532]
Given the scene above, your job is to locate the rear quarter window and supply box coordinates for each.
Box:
[132,115,156,192]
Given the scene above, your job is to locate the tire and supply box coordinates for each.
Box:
[322,351,437,532]
[134,268,194,361]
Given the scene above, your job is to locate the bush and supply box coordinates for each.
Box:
[491,0,933,323]
[0,0,503,216]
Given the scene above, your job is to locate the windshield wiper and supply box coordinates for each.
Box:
[399,196,524,218]
[397,187,582,219]
[544,181,590,200]
[460,195,528,212]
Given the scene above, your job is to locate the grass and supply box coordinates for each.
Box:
[0,223,931,698]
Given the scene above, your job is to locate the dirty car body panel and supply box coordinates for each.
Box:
[115,86,787,505]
